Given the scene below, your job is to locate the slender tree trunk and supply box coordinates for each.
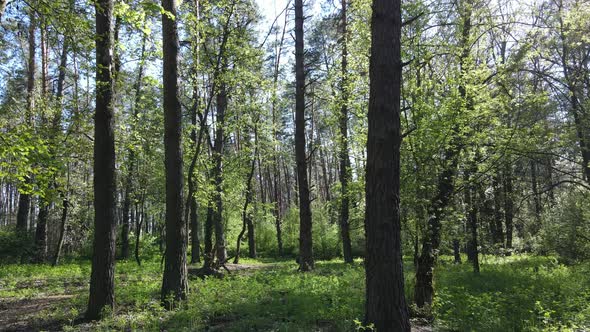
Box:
[203,205,214,269]
[492,175,504,245]
[86,0,117,319]
[188,0,202,265]
[213,85,228,263]
[234,125,257,264]
[135,200,143,266]
[16,10,36,234]
[294,0,314,272]
[464,171,479,273]
[504,165,514,253]
[161,0,188,306]
[530,160,542,232]
[453,239,461,264]
[364,0,410,329]
[52,195,69,266]
[188,98,201,264]
[34,204,48,263]
[338,0,353,263]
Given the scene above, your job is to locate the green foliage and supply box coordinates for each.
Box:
[2,255,588,331]
[540,189,590,263]
[433,255,590,331]
[0,229,33,264]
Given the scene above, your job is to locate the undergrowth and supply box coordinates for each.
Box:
[0,255,588,331]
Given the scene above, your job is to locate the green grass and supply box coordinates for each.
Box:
[0,255,588,331]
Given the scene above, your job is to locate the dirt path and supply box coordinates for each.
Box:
[0,295,73,331]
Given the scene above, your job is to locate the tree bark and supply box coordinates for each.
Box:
[464,171,479,273]
[16,10,37,234]
[363,0,410,329]
[234,125,257,264]
[504,164,514,253]
[212,84,228,263]
[86,0,117,319]
[161,0,188,306]
[338,0,353,264]
[294,0,314,272]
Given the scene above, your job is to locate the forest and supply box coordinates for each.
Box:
[0,0,589,330]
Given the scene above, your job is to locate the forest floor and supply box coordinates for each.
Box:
[0,255,588,331]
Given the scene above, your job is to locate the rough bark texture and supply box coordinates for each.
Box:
[86,0,117,320]
[16,10,36,234]
[363,0,410,329]
[338,0,353,264]
[213,85,228,263]
[161,0,188,306]
[294,0,314,272]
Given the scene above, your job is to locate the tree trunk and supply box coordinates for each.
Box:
[161,0,188,307]
[294,0,314,272]
[86,0,117,319]
[135,200,143,266]
[16,10,37,234]
[203,205,214,269]
[363,0,410,329]
[504,165,514,253]
[33,204,48,263]
[464,171,479,273]
[453,239,461,264]
[530,160,542,233]
[213,84,228,263]
[338,0,353,264]
[234,125,257,264]
[492,175,505,245]
[52,195,69,266]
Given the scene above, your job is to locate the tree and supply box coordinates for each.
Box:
[363,0,410,329]
[338,0,353,264]
[160,0,188,306]
[294,0,313,272]
[86,0,117,320]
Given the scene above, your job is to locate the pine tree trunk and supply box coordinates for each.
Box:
[16,10,36,234]
[213,85,228,263]
[161,0,188,306]
[364,0,410,329]
[294,0,314,272]
[86,0,117,319]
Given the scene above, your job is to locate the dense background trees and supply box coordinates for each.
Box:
[0,0,589,329]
